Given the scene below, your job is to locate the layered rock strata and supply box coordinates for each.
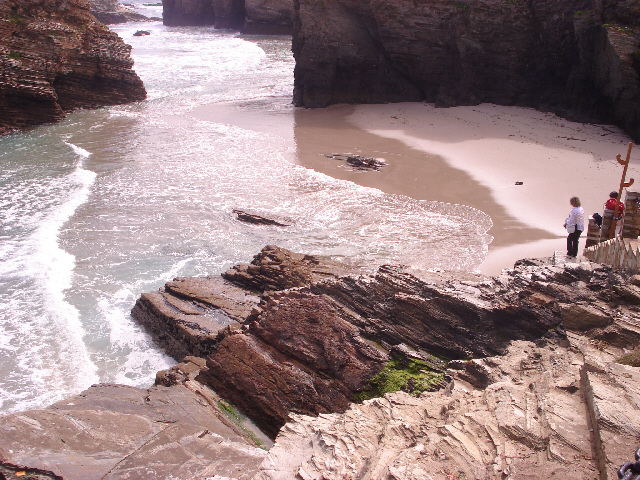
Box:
[0,0,146,135]
[5,249,640,479]
[134,246,616,439]
[293,0,640,142]
[161,0,294,34]
[256,335,640,480]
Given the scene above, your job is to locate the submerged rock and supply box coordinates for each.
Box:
[0,0,147,135]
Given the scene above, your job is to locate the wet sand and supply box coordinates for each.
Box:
[193,100,638,275]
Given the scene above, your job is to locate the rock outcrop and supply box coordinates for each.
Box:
[89,0,152,24]
[293,0,640,143]
[0,0,146,135]
[134,246,640,440]
[161,0,294,33]
[6,247,640,479]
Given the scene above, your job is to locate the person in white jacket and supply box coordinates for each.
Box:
[564,196,585,257]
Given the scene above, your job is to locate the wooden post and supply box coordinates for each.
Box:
[608,142,635,239]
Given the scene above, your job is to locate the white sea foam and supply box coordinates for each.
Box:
[0,141,100,412]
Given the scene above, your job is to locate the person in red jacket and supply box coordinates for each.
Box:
[604,191,624,236]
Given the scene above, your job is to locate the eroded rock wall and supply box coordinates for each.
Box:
[0,0,146,135]
[293,0,640,142]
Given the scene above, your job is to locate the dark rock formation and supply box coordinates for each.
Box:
[161,0,216,26]
[89,0,152,24]
[204,290,390,438]
[243,0,294,34]
[131,245,358,361]
[161,0,293,33]
[0,0,146,135]
[325,153,387,170]
[131,275,260,360]
[233,209,291,226]
[293,0,640,142]
[221,244,357,293]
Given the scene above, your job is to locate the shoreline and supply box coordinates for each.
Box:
[193,101,638,276]
[347,103,637,274]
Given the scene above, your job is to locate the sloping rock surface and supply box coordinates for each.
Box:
[0,0,146,135]
[293,0,640,142]
[0,379,266,480]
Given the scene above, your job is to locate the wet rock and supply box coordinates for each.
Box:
[325,153,387,171]
[233,209,291,227]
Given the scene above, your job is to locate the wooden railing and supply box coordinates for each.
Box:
[583,237,640,272]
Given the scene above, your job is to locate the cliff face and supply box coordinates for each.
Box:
[293,0,640,142]
[0,0,146,135]
[161,0,294,34]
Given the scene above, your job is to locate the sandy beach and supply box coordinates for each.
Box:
[194,101,638,276]
[294,103,638,275]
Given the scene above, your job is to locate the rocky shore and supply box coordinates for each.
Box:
[0,0,146,135]
[3,245,640,478]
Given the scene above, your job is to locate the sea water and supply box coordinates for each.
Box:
[0,3,492,414]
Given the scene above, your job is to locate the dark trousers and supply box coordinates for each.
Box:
[567,229,583,257]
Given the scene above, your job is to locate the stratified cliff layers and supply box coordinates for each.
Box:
[0,0,146,135]
[293,0,640,142]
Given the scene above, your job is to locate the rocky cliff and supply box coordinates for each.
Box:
[161,0,294,33]
[293,0,640,143]
[0,0,146,135]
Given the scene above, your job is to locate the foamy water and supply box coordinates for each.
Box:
[0,7,492,413]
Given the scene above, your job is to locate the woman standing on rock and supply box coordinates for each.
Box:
[564,196,585,258]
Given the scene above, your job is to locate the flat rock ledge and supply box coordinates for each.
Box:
[0,365,267,480]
